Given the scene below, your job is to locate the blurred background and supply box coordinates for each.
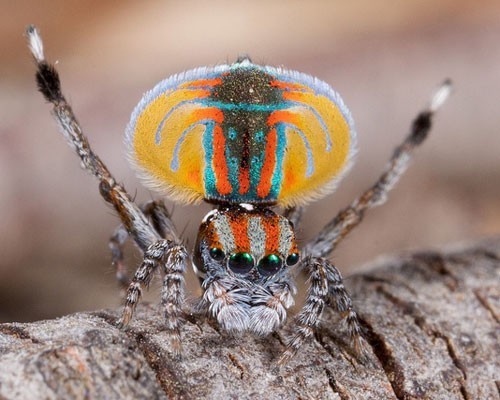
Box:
[1,1,499,322]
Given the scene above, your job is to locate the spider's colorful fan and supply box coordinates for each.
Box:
[126,59,356,207]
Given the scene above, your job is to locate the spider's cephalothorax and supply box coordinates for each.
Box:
[27,25,451,364]
[192,205,299,334]
[194,205,299,282]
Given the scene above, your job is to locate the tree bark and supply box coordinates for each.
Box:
[0,237,498,400]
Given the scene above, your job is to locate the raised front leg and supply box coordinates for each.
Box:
[304,80,452,259]
[27,27,189,348]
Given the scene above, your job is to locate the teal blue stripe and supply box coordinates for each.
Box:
[202,121,217,196]
[249,140,264,198]
[203,100,289,112]
[227,156,240,196]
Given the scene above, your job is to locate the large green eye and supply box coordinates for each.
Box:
[228,252,254,274]
[257,254,283,276]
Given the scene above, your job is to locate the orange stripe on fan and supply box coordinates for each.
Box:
[267,110,300,127]
[256,128,277,199]
[212,125,232,195]
[238,167,250,195]
[180,78,223,88]
[192,108,224,124]
[269,80,311,92]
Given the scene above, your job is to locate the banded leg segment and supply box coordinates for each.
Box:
[322,259,366,356]
[114,231,188,349]
[279,257,328,364]
[118,239,172,327]
[305,80,452,259]
[279,257,365,364]
[161,244,188,355]
[27,27,188,341]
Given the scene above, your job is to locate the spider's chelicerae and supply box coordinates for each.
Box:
[27,26,451,364]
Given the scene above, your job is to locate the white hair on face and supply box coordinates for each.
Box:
[278,217,294,257]
[212,214,235,254]
[248,216,266,262]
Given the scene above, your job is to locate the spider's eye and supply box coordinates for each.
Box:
[228,252,254,274]
[209,247,225,261]
[286,253,300,266]
[257,254,283,276]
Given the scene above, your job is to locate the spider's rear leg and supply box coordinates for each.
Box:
[109,225,130,289]
[109,200,178,289]
[278,257,366,365]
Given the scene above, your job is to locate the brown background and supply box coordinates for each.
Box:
[1,1,499,322]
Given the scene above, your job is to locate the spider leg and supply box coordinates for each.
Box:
[109,224,130,289]
[279,257,366,365]
[304,80,452,259]
[118,238,188,348]
[109,200,179,289]
[279,257,327,364]
[160,243,188,355]
[118,238,188,356]
[27,27,188,343]
[141,200,179,242]
[26,25,159,250]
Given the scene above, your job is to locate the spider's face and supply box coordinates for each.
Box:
[193,205,300,281]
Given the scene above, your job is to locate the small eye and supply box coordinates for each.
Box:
[257,254,283,276]
[228,252,254,274]
[286,253,300,266]
[209,248,225,261]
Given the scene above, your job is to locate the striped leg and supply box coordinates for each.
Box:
[322,260,366,357]
[26,26,159,251]
[279,258,365,364]
[160,244,188,355]
[118,240,172,327]
[279,258,328,364]
[27,27,188,342]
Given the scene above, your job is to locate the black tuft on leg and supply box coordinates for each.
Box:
[36,62,63,103]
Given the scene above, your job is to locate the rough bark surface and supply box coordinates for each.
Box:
[0,237,498,400]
